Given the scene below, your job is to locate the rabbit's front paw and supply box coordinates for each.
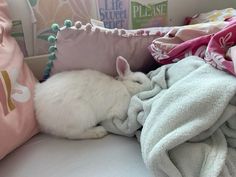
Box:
[94,126,108,138]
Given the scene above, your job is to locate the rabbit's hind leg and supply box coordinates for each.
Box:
[78,126,108,139]
[67,126,108,139]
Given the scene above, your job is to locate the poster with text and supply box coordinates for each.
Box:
[97,0,129,29]
[131,0,168,29]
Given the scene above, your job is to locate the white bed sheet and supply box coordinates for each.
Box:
[0,133,153,177]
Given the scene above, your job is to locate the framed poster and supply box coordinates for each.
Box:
[131,0,168,29]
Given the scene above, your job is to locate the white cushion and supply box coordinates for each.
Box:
[0,134,153,177]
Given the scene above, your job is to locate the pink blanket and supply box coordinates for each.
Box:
[149,21,236,75]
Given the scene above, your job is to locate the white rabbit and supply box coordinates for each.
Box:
[34,56,152,139]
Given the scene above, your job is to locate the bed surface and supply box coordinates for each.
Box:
[0,134,153,177]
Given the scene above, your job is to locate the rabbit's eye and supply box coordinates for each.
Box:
[134,80,142,84]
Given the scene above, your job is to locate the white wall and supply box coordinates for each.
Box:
[168,0,236,25]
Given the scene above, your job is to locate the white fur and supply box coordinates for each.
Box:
[34,56,151,139]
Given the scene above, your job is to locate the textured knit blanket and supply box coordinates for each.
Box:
[102,56,236,177]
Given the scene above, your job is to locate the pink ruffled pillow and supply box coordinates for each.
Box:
[43,20,172,79]
[0,0,38,159]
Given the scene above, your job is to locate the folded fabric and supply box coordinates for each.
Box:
[141,57,236,177]
[103,56,236,177]
[149,21,227,62]
[185,8,236,25]
[149,20,236,76]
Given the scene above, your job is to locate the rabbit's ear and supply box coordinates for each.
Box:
[116,56,131,78]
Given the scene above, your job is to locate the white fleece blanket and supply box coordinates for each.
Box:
[101,56,236,177]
